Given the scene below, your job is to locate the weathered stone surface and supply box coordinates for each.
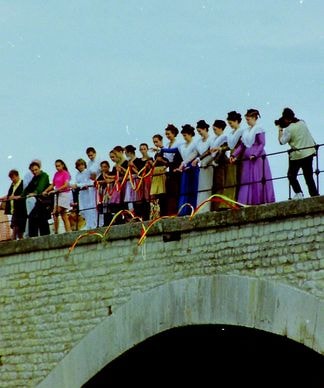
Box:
[0,196,323,387]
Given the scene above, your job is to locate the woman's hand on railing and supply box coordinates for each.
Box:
[191,157,200,167]
[210,146,220,154]
[42,190,55,196]
[9,195,20,200]
[173,162,186,172]
[229,156,236,164]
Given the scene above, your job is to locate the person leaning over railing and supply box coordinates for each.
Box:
[42,159,72,234]
[96,160,113,226]
[0,169,27,240]
[200,119,229,211]
[149,134,169,218]
[163,124,183,216]
[225,111,244,202]
[136,143,153,221]
[230,108,275,205]
[124,144,142,216]
[276,107,319,199]
[108,146,129,224]
[71,158,97,230]
[19,161,51,237]
[182,120,215,213]
[174,124,199,216]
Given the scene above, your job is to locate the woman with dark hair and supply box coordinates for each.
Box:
[204,120,229,210]
[225,111,244,201]
[43,159,72,234]
[124,144,139,207]
[162,124,183,215]
[150,134,168,217]
[276,108,318,199]
[71,158,96,230]
[96,160,113,226]
[1,169,27,239]
[107,150,123,221]
[230,109,275,205]
[182,119,215,212]
[135,143,153,220]
[108,146,129,223]
[124,144,149,219]
[176,124,199,215]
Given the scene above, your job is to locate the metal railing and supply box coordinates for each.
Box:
[0,143,322,240]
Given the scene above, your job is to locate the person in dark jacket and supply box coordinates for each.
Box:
[21,161,51,237]
[1,169,27,239]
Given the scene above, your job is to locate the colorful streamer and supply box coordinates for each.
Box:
[67,194,247,256]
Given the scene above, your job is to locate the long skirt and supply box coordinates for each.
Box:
[237,156,275,205]
[223,163,238,202]
[165,171,181,215]
[150,166,167,195]
[196,165,213,213]
[178,166,199,216]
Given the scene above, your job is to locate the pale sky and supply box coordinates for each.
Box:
[1,0,323,201]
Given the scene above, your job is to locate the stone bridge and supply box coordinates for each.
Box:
[0,196,323,387]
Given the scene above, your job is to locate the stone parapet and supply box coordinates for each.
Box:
[0,196,323,387]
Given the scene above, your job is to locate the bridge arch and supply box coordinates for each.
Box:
[37,274,324,388]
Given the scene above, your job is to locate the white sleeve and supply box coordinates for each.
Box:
[279,127,291,145]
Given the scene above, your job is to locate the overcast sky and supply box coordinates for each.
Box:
[1,0,323,201]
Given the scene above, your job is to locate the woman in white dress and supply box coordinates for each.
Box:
[182,120,215,212]
[72,158,97,230]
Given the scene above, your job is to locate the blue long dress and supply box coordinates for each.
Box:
[177,141,199,216]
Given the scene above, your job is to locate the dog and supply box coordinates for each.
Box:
[68,209,86,231]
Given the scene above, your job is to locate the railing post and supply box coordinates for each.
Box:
[314,144,320,194]
[261,154,266,201]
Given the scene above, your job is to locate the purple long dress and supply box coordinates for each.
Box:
[232,132,275,205]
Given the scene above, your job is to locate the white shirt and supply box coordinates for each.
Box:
[241,125,265,147]
[227,127,243,149]
[184,134,215,166]
[87,157,102,179]
[279,120,316,160]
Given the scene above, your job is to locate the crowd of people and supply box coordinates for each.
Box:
[0,107,320,241]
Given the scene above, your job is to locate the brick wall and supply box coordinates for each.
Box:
[0,196,323,387]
